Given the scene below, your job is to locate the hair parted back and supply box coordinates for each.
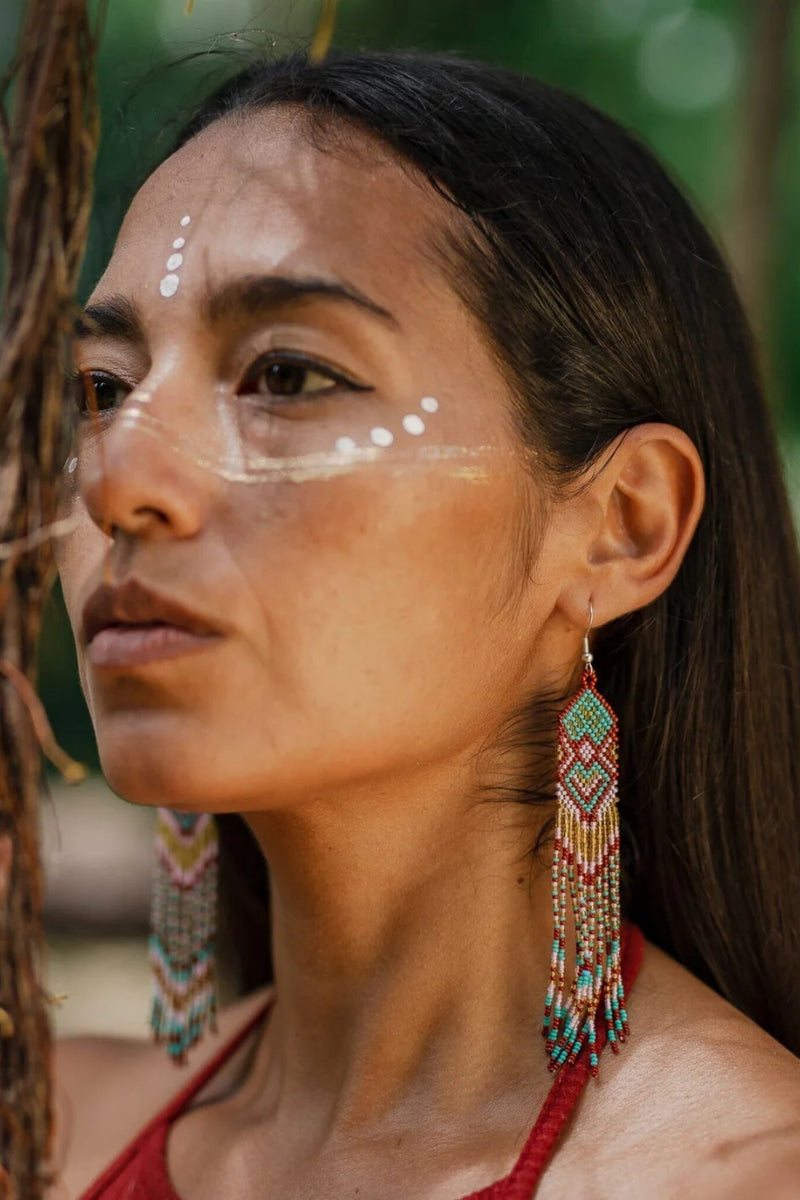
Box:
[175,50,800,1053]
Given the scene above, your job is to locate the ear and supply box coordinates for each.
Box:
[557,423,705,629]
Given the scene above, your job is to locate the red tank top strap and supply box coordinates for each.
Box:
[461,920,646,1199]
[78,993,275,1200]
[150,995,276,1126]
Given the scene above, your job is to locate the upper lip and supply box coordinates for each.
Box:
[82,579,221,645]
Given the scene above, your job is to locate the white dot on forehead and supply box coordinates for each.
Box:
[402,414,425,436]
[420,396,439,413]
[67,457,78,474]
[159,273,180,298]
[180,215,191,227]
[369,427,394,447]
[172,237,186,250]
[335,435,358,454]
[166,253,184,271]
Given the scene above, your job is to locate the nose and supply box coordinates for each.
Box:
[78,393,211,541]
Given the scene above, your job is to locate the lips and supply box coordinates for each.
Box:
[82,578,222,668]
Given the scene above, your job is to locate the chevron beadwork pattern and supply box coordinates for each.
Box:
[149,808,218,1061]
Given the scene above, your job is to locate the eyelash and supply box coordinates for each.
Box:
[241,351,372,403]
[66,351,372,418]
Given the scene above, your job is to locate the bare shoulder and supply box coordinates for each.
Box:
[49,986,273,1199]
[543,939,800,1199]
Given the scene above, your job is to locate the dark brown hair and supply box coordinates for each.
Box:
[178,50,800,1051]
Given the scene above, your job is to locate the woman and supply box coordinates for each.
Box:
[52,50,800,1199]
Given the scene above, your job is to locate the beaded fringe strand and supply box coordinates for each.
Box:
[149,808,218,1062]
[542,662,629,1075]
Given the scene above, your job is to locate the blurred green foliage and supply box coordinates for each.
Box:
[2,0,797,765]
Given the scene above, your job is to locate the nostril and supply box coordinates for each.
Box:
[134,505,172,526]
[78,421,207,541]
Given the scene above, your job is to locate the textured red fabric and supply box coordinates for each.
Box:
[77,999,274,1200]
[79,923,645,1200]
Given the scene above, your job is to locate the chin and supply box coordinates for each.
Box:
[96,724,228,812]
[89,691,231,802]
[99,756,213,812]
[95,725,298,814]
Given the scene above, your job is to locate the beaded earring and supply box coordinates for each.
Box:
[542,600,628,1075]
[149,808,219,1062]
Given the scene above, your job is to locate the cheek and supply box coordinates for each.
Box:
[219,467,528,747]
[55,503,107,636]
[54,525,105,718]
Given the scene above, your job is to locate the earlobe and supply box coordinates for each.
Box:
[576,423,705,624]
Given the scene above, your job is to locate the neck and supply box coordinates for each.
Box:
[241,758,557,1135]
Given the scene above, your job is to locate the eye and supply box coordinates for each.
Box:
[69,370,131,417]
[241,353,370,402]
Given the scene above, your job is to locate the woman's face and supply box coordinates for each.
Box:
[58,108,570,812]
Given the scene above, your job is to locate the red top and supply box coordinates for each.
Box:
[79,923,645,1200]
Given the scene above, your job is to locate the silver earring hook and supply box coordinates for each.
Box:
[582,599,594,666]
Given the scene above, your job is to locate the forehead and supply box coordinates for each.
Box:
[98,106,457,320]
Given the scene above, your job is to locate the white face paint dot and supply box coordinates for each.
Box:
[335,435,358,454]
[369,426,394,447]
[402,413,425,436]
[180,215,191,227]
[67,457,78,474]
[166,253,184,271]
[159,273,180,298]
[172,237,186,249]
[420,396,439,413]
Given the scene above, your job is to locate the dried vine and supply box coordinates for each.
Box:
[310,0,340,62]
[0,2,99,1196]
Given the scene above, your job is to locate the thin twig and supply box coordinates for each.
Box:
[310,0,340,63]
[0,512,80,562]
[0,662,87,784]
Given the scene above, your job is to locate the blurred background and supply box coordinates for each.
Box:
[2,0,798,1039]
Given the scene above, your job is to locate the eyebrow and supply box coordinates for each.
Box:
[73,274,398,343]
[74,294,144,343]
[205,274,398,328]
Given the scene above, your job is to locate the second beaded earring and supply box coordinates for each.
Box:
[542,601,629,1075]
[149,808,219,1062]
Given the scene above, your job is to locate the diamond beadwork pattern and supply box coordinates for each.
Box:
[562,687,614,744]
[565,760,612,816]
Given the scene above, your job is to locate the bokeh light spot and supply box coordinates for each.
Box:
[636,10,738,111]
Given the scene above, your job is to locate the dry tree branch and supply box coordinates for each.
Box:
[310,0,340,63]
[0,2,99,1196]
[728,0,799,364]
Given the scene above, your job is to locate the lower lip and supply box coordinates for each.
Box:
[87,624,222,668]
